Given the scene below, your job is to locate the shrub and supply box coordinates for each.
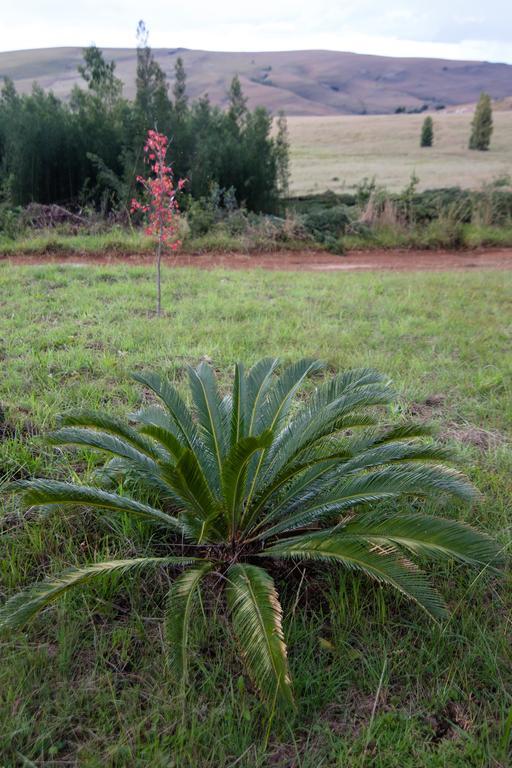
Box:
[0,360,500,707]
[302,206,351,242]
[0,204,23,239]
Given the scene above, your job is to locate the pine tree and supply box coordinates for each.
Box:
[275,111,290,194]
[173,57,188,118]
[420,115,433,147]
[228,75,248,127]
[77,45,123,110]
[135,20,171,132]
[469,93,493,151]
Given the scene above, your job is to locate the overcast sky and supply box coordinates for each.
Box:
[2,0,512,63]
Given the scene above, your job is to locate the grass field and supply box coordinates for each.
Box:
[1,263,511,766]
[288,111,512,195]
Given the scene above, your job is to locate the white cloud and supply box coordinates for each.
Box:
[1,0,511,62]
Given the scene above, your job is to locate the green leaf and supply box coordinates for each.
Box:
[227,564,294,707]
[11,479,183,531]
[48,427,159,470]
[0,557,199,632]
[245,359,324,508]
[230,362,246,446]
[263,534,447,619]
[165,562,214,687]
[342,512,502,569]
[160,450,221,541]
[245,358,279,435]
[188,362,229,484]
[138,424,185,461]
[259,464,477,540]
[255,358,325,435]
[222,430,273,534]
[59,409,165,460]
[132,371,200,453]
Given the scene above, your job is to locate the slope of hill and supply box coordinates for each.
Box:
[1,47,511,116]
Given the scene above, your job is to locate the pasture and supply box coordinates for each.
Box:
[287,111,512,194]
[0,262,510,766]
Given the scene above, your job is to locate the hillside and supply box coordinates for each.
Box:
[1,47,512,115]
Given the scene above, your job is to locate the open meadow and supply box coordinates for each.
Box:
[0,262,510,766]
[288,111,512,195]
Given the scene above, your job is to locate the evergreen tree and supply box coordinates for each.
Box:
[469,93,493,151]
[77,45,123,110]
[420,115,433,147]
[275,111,290,194]
[228,75,248,127]
[172,57,188,118]
[135,20,171,132]
[0,47,286,214]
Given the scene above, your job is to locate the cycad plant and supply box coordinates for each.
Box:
[0,359,500,706]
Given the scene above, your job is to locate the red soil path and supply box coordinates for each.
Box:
[2,248,512,271]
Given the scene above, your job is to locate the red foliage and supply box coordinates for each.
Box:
[131,130,184,250]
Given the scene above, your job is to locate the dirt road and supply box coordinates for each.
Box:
[3,248,512,271]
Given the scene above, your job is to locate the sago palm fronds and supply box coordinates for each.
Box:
[0,359,501,706]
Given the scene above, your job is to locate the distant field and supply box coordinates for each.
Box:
[288,111,512,194]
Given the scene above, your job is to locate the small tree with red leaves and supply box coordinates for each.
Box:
[131,130,184,315]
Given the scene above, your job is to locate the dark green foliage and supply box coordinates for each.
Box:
[302,206,351,240]
[134,21,171,137]
[0,359,500,707]
[0,39,288,214]
[469,93,493,151]
[301,206,350,251]
[421,116,434,147]
[275,111,290,195]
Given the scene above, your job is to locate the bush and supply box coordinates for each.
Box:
[302,206,351,242]
[0,204,23,239]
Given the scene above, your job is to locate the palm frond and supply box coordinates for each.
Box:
[309,368,390,411]
[245,359,324,508]
[132,371,200,453]
[255,358,325,435]
[188,362,230,484]
[59,410,165,460]
[11,479,183,531]
[138,424,185,461]
[342,512,501,569]
[230,362,246,445]
[257,384,396,491]
[222,431,273,534]
[165,562,213,687]
[131,404,175,431]
[227,564,294,707]
[48,427,161,469]
[244,357,280,435]
[258,464,477,540]
[262,534,447,619]
[160,450,221,541]
[0,557,199,632]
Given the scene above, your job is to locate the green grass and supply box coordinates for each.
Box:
[343,223,512,251]
[0,228,319,257]
[0,263,511,766]
[3,221,512,259]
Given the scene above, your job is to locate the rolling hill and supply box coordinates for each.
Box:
[1,47,511,116]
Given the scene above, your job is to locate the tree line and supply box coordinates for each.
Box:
[0,23,290,213]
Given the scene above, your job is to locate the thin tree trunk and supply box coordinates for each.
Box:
[156,233,162,316]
